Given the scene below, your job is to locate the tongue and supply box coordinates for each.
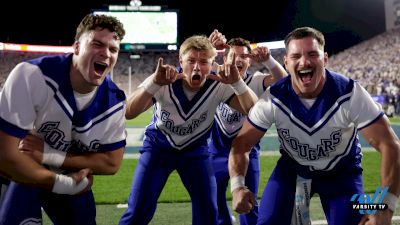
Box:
[301,74,312,83]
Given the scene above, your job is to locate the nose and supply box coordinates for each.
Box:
[100,47,111,58]
[299,55,310,67]
[193,61,200,71]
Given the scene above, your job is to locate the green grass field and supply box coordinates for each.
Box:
[127,113,400,127]
[92,151,382,204]
[126,108,154,127]
[41,114,400,224]
[42,151,400,225]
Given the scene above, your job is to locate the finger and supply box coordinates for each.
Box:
[209,29,218,42]
[156,57,164,72]
[225,64,230,77]
[224,43,230,49]
[231,52,236,66]
[249,194,257,207]
[358,215,369,225]
[165,65,171,80]
[237,203,252,214]
[170,67,177,81]
[26,135,41,146]
[19,141,24,150]
[173,72,185,81]
[74,168,91,183]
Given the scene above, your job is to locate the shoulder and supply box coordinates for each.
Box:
[102,76,126,102]
[325,69,355,96]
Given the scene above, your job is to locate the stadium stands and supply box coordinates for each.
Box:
[1,28,399,116]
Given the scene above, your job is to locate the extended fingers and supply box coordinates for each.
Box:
[164,65,180,82]
[209,29,228,50]
[251,47,271,62]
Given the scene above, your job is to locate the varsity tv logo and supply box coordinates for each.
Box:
[350,186,389,215]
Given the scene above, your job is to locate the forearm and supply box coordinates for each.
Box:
[262,56,287,81]
[0,132,55,189]
[236,88,258,114]
[228,136,252,178]
[125,88,153,120]
[380,140,400,195]
[1,156,55,189]
[230,79,258,114]
[62,148,124,175]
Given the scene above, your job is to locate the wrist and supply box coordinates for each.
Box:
[262,56,278,70]
[383,192,398,212]
[230,175,245,193]
[230,79,248,95]
[52,174,89,195]
[143,76,161,95]
[42,143,66,168]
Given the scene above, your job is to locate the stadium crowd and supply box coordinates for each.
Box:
[1,28,399,116]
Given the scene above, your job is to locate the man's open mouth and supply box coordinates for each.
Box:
[192,74,201,81]
[94,62,107,75]
[298,69,313,83]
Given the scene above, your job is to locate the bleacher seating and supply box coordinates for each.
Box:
[1,29,399,115]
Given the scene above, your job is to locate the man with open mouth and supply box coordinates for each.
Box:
[229,27,400,225]
[0,14,127,224]
[120,32,258,225]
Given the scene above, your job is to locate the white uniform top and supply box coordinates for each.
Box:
[248,70,383,177]
[208,72,267,156]
[0,54,126,153]
[141,75,238,150]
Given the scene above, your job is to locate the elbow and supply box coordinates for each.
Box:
[125,112,134,120]
[106,154,123,175]
[96,150,124,175]
[125,104,135,120]
[106,165,120,175]
[101,161,121,175]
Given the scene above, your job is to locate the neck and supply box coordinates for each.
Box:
[295,77,326,99]
[70,66,96,94]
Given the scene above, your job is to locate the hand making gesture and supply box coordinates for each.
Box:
[152,57,184,86]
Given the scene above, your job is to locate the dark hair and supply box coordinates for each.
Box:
[225,37,252,56]
[75,14,125,41]
[284,27,325,50]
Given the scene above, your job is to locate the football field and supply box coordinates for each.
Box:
[40,116,400,224]
[124,122,400,154]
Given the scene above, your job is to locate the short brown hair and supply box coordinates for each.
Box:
[225,38,252,57]
[284,27,325,50]
[75,14,125,41]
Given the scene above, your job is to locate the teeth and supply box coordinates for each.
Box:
[95,62,107,66]
[298,69,312,74]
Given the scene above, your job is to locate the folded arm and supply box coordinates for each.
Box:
[0,130,55,189]
[62,148,124,175]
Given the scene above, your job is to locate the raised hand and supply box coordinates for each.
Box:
[152,57,184,86]
[208,51,241,84]
[209,29,229,50]
[242,46,271,63]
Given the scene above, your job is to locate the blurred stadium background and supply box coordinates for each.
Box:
[1,0,400,224]
[1,0,399,119]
